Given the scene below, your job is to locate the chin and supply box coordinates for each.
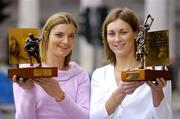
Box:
[55,52,67,58]
[116,52,129,57]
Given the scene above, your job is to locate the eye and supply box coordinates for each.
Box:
[107,32,115,37]
[68,34,76,39]
[54,32,64,38]
[119,31,128,35]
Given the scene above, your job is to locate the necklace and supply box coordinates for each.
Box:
[115,61,141,72]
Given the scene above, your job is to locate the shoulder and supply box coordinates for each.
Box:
[70,62,87,73]
[69,61,90,79]
[92,64,113,76]
[91,64,114,83]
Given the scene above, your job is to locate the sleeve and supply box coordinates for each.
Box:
[153,80,173,119]
[13,64,36,119]
[13,83,36,119]
[57,71,90,119]
[90,69,111,119]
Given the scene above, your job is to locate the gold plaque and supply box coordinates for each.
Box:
[145,30,169,66]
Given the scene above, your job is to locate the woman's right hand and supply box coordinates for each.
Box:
[117,81,144,95]
[12,75,34,89]
[111,81,144,105]
[106,81,144,115]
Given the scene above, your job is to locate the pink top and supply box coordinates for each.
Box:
[13,62,90,119]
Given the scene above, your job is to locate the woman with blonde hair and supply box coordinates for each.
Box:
[13,12,90,119]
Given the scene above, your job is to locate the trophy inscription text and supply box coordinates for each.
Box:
[34,69,52,77]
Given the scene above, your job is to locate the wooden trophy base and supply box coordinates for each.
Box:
[121,69,172,81]
[8,67,58,79]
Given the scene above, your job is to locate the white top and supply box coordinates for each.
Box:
[90,64,172,119]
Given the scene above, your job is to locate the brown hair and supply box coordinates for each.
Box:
[102,7,140,64]
[40,12,78,66]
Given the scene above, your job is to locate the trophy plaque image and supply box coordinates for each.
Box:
[121,15,172,81]
[8,28,58,79]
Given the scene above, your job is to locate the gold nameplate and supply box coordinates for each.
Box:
[126,71,140,80]
[34,69,52,77]
[121,69,172,81]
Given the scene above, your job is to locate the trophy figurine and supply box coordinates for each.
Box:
[8,28,57,79]
[24,33,42,67]
[121,15,172,81]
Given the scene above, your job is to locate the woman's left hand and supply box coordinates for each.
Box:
[146,78,167,107]
[34,78,65,101]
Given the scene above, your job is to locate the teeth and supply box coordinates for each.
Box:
[57,45,69,49]
[114,44,126,48]
[61,46,68,49]
[115,44,125,46]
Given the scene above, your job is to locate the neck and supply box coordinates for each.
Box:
[46,58,65,70]
[115,55,140,71]
[46,52,65,70]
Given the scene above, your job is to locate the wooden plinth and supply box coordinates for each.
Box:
[8,67,58,79]
[121,69,172,81]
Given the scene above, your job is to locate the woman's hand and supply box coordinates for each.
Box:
[146,78,167,107]
[34,78,65,102]
[113,81,144,104]
[118,81,144,95]
[12,75,34,89]
[105,81,144,115]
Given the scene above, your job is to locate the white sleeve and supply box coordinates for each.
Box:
[90,69,110,119]
[153,81,173,119]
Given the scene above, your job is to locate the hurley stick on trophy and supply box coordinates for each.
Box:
[121,15,172,81]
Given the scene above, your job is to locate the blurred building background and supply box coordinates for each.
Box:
[0,0,180,119]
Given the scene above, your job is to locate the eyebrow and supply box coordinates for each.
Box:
[53,31,76,34]
[107,28,128,32]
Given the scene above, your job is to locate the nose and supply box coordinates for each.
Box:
[114,34,122,41]
[62,35,69,43]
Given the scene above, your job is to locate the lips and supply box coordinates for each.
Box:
[57,45,70,50]
[114,43,126,49]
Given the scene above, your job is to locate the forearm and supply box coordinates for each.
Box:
[151,89,164,107]
[57,93,89,119]
[14,83,36,119]
[105,90,126,115]
[152,81,173,119]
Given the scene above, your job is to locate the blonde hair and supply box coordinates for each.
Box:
[40,12,78,66]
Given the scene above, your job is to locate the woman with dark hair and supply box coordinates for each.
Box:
[13,12,90,119]
[90,7,172,119]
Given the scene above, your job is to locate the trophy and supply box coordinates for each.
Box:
[121,15,172,81]
[8,28,58,79]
